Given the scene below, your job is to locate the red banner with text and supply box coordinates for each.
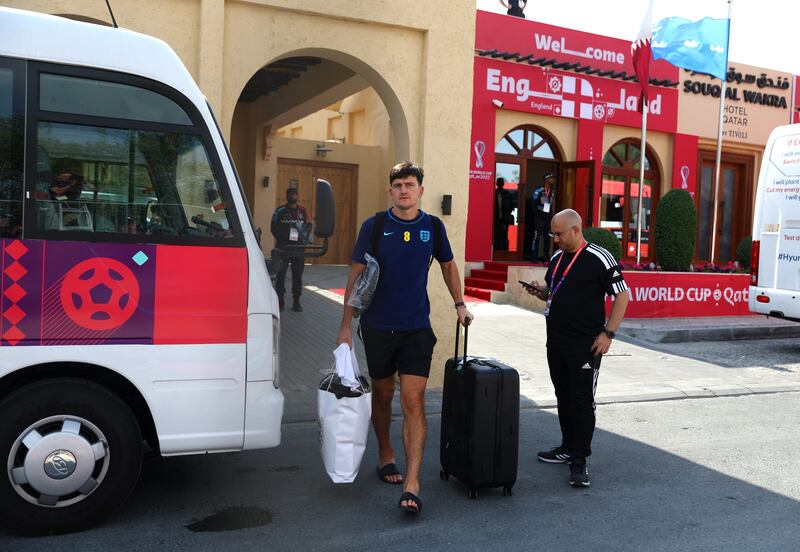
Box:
[605,272,750,318]
[474,56,678,133]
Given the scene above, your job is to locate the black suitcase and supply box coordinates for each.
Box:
[439,323,519,498]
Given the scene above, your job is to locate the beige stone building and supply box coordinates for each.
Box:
[7,0,477,383]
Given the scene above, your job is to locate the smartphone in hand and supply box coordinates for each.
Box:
[519,280,540,292]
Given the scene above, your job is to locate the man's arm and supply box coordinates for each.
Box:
[439,259,473,326]
[591,289,630,355]
[270,208,281,240]
[336,262,366,347]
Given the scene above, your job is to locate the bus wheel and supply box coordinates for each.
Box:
[0,378,143,534]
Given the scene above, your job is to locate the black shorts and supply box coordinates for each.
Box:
[360,327,437,380]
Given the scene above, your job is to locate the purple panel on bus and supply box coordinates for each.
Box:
[1,239,156,346]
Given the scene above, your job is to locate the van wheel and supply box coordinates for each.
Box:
[0,378,142,535]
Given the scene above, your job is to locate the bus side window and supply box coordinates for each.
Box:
[31,71,238,243]
[0,63,23,239]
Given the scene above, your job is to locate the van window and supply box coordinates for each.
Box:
[35,121,235,240]
[0,63,23,238]
[40,73,192,125]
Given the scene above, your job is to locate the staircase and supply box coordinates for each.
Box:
[464,261,514,301]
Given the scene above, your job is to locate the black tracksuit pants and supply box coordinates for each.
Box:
[547,345,601,459]
[275,255,304,299]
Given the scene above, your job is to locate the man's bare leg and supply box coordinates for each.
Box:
[399,374,428,509]
[371,376,403,483]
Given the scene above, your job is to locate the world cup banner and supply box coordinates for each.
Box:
[605,272,751,318]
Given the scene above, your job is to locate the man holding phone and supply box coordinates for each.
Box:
[523,209,629,488]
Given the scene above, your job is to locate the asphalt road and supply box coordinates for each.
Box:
[3,391,799,551]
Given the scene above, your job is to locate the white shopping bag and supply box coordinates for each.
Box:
[318,345,371,483]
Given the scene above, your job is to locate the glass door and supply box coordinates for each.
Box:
[493,161,522,260]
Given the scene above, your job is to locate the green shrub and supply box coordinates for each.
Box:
[583,227,622,261]
[653,189,697,271]
[736,235,752,267]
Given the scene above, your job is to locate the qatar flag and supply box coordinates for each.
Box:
[632,0,653,112]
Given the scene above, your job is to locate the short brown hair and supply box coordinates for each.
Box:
[389,161,424,185]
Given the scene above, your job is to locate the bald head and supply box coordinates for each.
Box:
[553,209,582,228]
[550,209,584,253]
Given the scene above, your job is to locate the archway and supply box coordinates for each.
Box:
[600,139,661,260]
[229,49,411,264]
[493,124,563,261]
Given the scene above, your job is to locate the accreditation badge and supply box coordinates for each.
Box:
[543,293,553,317]
[289,227,299,241]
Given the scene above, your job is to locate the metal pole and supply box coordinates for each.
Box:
[710,0,732,263]
[709,80,727,263]
[636,105,648,265]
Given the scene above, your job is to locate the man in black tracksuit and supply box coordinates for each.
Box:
[271,188,310,312]
[525,209,629,487]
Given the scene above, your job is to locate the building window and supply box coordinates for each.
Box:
[600,140,659,260]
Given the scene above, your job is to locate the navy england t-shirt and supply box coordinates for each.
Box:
[352,209,454,331]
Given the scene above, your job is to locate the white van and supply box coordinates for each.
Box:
[749,123,800,321]
[0,8,332,533]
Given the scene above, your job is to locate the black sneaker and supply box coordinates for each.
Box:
[537,446,574,464]
[569,459,590,487]
[292,300,303,312]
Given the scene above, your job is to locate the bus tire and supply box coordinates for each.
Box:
[0,378,143,535]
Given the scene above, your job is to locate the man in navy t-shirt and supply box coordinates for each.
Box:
[337,161,472,514]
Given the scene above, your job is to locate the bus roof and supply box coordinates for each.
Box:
[0,7,205,106]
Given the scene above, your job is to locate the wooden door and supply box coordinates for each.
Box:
[697,155,753,263]
[276,159,356,264]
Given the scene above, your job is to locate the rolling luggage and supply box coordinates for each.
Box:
[439,323,519,498]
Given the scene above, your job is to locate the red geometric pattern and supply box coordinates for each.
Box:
[4,261,27,282]
[2,326,25,346]
[3,282,26,303]
[5,240,28,260]
[2,304,25,326]
[2,240,28,346]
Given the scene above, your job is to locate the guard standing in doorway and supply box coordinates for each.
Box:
[271,187,310,312]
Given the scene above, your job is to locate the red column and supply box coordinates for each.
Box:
[576,119,604,226]
[672,133,699,198]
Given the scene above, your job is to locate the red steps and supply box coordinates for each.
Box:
[464,260,541,302]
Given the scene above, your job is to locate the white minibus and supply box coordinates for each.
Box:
[749,123,800,321]
[0,8,332,533]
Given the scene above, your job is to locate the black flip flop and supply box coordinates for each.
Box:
[398,491,422,514]
[377,463,403,484]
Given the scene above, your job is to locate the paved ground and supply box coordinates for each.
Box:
[3,264,800,549]
[283,265,800,420]
[5,392,799,551]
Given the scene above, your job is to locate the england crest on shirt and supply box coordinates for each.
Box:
[420,230,430,242]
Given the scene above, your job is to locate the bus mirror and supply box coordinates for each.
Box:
[315,178,335,238]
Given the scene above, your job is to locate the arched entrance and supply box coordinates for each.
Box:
[600,139,661,260]
[229,51,411,264]
[493,124,563,261]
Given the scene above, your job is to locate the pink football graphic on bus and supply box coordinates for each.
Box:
[60,257,140,331]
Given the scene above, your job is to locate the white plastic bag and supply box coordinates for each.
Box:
[318,345,371,483]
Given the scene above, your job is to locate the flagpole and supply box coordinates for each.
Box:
[636,104,647,265]
[710,0,733,263]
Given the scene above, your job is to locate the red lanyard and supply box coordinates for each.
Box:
[549,241,586,296]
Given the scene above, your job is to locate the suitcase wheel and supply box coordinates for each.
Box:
[439,470,449,481]
[503,486,513,497]
[468,487,478,499]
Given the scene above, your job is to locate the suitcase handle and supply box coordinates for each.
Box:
[454,320,468,362]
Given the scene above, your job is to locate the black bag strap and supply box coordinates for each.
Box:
[369,211,386,258]
[453,320,468,362]
[428,215,443,269]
